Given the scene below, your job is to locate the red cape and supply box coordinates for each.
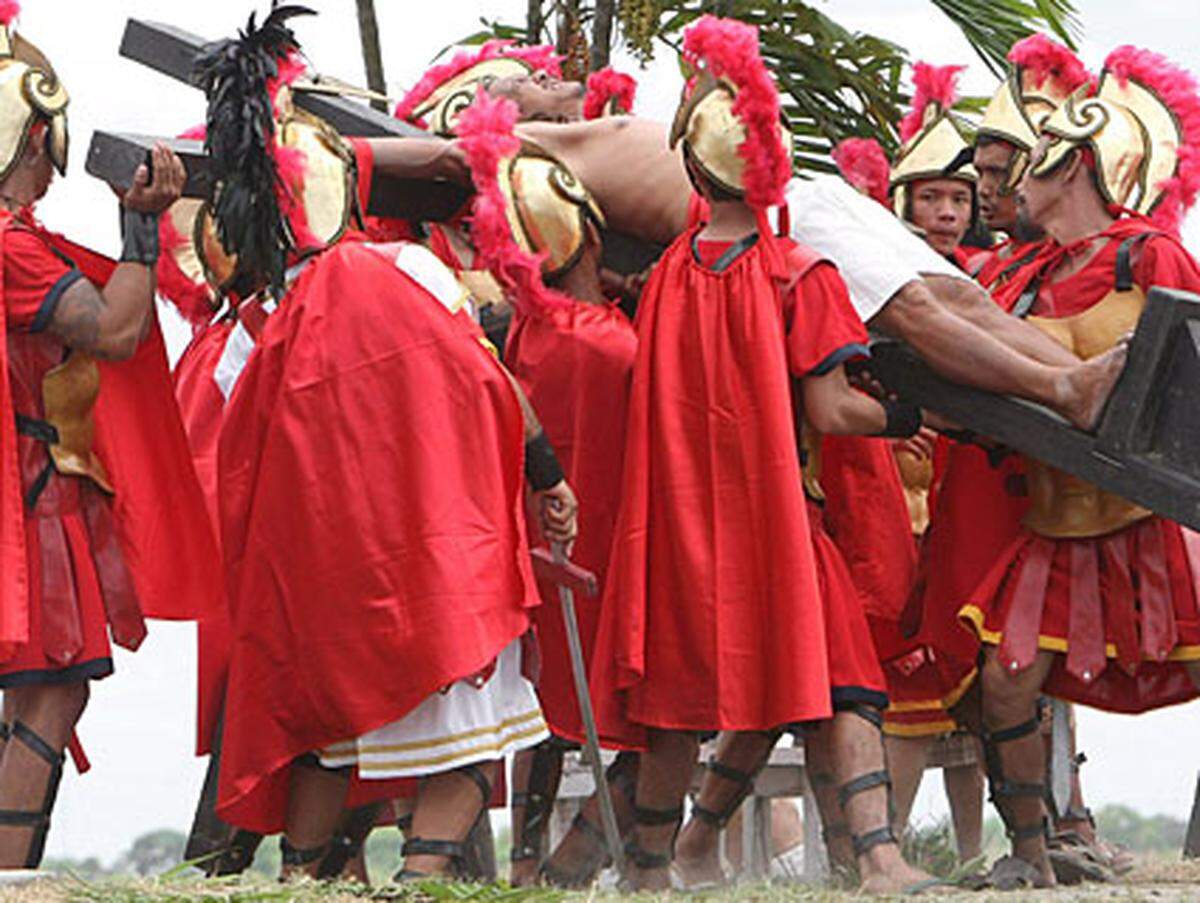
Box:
[216,240,537,832]
[592,228,865,744]
[0,215,219,658]
[504,300,637,743]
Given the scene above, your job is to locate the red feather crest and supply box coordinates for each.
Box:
[583,67,637,119]
[832,138,891,207]
[454,91,574,318]
[1104,45,1200,234]
[899,62,963,144]
[1008,33,1092,96]
[0,1,18,27]
[395,40,563,125]
[681,15,789,209]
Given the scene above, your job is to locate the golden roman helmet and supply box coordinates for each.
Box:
[669,69,793,199]
[497,141,605,278]
[0,18,68,182]
[1031,67,1181,216]
[414,57,535,137]
[890,64,976,218]
[977,36,1091,193]
[197,85,358,295]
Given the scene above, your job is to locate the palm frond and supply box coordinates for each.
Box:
[927,0,1080,76]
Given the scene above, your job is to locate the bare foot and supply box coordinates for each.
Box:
[539,821,608,888]
[673,825,726,888]
[1058,341,1129,430]
[858,845,938,894]
[509,857,539,887]
[628,864,673,892]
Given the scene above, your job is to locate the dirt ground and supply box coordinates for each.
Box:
[4,857,1200,901]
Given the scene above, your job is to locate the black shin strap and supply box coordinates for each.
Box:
[624,837,672,871]
[634,804,684,827]
[457,762,493,807]
[0,721,65,868]
[214,829,263,877]
[511,741,561,862]
[280,836,328,868]
[316,802,382,880]
[837,770,891,810]
[983,715,1049,842]
[852,825,898,858]
[693,758,757,828]
[402,837,466,862]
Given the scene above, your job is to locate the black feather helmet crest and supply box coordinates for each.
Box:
[194,4,358,298]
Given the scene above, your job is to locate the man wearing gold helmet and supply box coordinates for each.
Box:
[0,3,223,870]
[958,45,1200,889]
[192,7,579,882]
[581,17,935,893]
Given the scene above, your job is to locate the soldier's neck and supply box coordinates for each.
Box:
[557,262,608,305]
[701,200,759,241]
[1044,190,1114,248]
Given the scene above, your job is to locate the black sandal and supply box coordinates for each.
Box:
[0,721,65,868]
[393,763,492,881]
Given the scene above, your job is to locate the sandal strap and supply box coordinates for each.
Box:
[0,722,9,742]
[572,810,607,845]
[1009,820,1050,842]
[0,810,47,828]
[706,759,754,785]
[510,791,531,808]
[993,780,1046,801]
[3,722,64,868]
[11,722,63,769]
[456,763,493,806]
[396,813,413,833]
[852,825,897,858]
[316,803,382,879]
[985,715,1041,745]
[634,804,683,827]
[837,769,891,809]
[214,829,263,877]
[402,837,467,861]
[280,836,327,867]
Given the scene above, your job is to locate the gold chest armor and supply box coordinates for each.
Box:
[41,352,113,494]
[894,447,933,536]
[1023,287,1148,538]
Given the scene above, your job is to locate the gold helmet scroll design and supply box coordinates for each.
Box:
[978,65,1078,195]
[669,70,793,200]
[0,28,69,182]
[890,102,977,219]
[1032,85,1160,211]
[414,57,535,137]
[496,142,605,279]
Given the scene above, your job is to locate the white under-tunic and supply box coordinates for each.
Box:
[318,638,548,778]
[782,173,965,324]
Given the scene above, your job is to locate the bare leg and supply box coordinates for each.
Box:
[280,761,350,879]
[979,647,1057,886]
[402,762,497,878]
[883,734,931,835]
[0,682,88,868]
[873,280,1128,430]
[541,751,638,887]
[675,730,778,887]
[943,757,985,861]
[827,708,933,894]
[627,729,697,891]
[802,723,855,874]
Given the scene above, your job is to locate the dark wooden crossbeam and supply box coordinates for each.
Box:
[85,131,470,224]
[120,19,422,139]
[868,286,1200,531]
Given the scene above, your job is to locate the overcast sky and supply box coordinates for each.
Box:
[12,0,1200,863]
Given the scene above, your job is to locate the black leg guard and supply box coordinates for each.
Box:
[0,721,65,868]
[316,802,383,880]
[624,804,684,871]
[213,829,263,877]
[510,739,563,864]
[396,763,493,881]
[691,731,779,830]
[983,715,1049,845]
[833,703,898,859]
[280,835,328,870]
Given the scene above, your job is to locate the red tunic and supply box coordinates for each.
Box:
[505,299,637,744]
[964,216,1200,712]
[215,239,537,832]
[0,215,219,684]
[591,227,868,746]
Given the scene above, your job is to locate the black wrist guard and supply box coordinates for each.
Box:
[120,207,160,265]
[525,431,565,492]
[876,400,922,438]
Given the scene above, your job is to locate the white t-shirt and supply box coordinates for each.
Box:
[781,173,964,324]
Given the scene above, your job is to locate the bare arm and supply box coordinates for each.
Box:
[802,364,888,436]
[922,274,1079,366]
[46,144,186,361]
[366,136,471,186]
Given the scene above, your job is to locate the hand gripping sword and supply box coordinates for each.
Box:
[530,546,625,871]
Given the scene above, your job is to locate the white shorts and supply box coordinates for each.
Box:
[318,638,548,779]
[781,174,964,324]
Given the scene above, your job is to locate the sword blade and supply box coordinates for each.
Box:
[552,543,624,870]
[1049,698,1072,818]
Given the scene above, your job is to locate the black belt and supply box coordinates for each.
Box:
[14,414,59,509]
